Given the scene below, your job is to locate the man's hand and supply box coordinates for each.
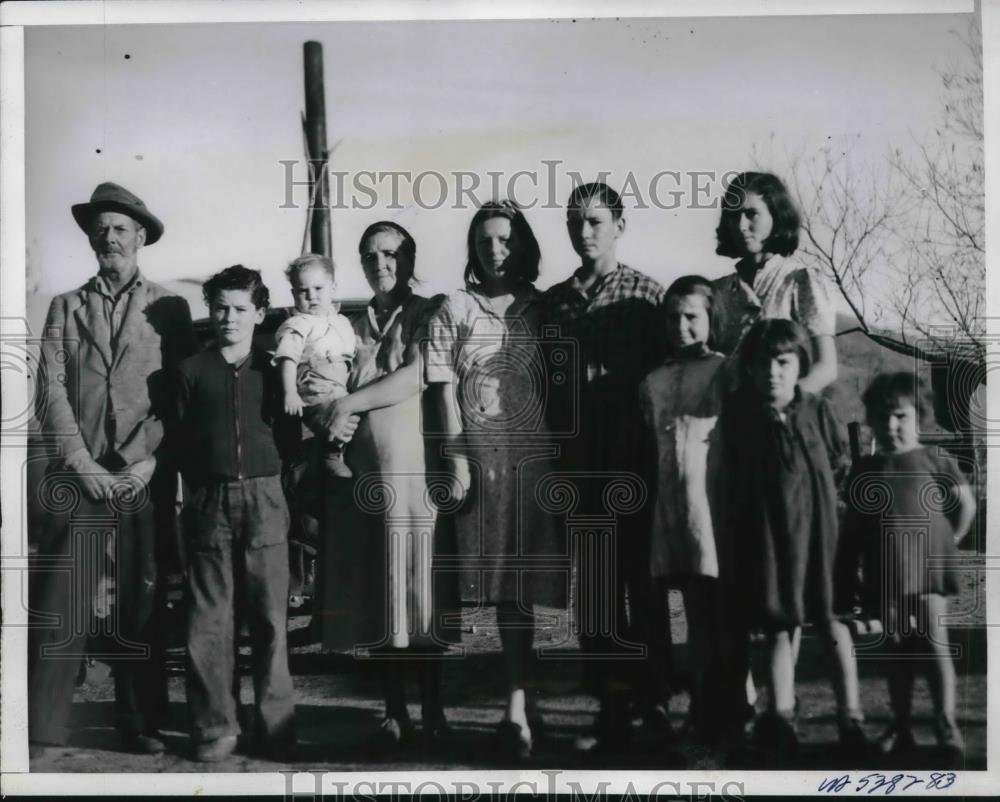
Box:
[105,457,153,505]
[125,456,157,488]
[284,390,304,417]
[66,451,115,502]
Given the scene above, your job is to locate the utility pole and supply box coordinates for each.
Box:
[303,41,331,257]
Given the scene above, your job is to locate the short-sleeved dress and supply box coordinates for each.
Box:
[716,386,849,630]
[838,447,965,616]
[711,254,836,357]
[425,285,567,608]
[319,292,459,652]
[638,346,727,579]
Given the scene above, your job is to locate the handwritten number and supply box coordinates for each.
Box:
[866,774,888,794]
[926,773,956,790]
[883,775,903,794]
[819,772,952,795]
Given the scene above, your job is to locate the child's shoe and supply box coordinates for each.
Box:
[934,714,965,758]
[717,701,758,761]
[837,716,870,761]
[194,734,238,762]
[421,714,456,752]
[754,710,799,760]
[643,702,676,743]
[878,723,916,756]
[573,697,632,754]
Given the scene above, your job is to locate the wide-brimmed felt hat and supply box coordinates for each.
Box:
[71,182,164,245]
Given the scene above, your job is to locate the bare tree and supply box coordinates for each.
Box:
[888,16,984,354]
[758,136,905,337]
[754,17,984,364]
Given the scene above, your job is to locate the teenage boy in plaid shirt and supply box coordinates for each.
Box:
[544,182,668,754]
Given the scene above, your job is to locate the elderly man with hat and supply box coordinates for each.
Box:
[28,183,196,756]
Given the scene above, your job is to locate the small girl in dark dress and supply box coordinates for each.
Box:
[716,318,865,758]
[838,372,975,758]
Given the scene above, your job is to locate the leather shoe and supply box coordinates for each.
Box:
[123,731,167,755]
[495,720,532,761]
[643,703,676,743]
[365,717,416,756]
[264,740,298,763]
[574,703,632,754]
[572,731,631,755]
[422,716,456,750]
[194,734,238,762]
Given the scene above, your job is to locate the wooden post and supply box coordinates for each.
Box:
[303,41,331,257]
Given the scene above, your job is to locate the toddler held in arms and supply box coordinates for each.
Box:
[274,253,357,478]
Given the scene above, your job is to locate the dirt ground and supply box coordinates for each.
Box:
[27,561,987,773]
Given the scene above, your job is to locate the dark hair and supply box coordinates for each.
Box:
[665,274,715,316]
[862,372,935,428]
[715,171,800,258]
[202,264,270,310]
[286,253,336,284]
[565,181,624,221]
[358,220,417,281]
[738,318,811,380]
[464,200,541,287]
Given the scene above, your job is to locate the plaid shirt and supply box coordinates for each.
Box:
[543,263,667,392]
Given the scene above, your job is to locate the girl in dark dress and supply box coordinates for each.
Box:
[839,372,975,758]
[717,318,865,758]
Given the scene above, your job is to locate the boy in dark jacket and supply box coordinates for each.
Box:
[170,265,298,762]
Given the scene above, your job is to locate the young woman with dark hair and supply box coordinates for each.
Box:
[712,171,838,393]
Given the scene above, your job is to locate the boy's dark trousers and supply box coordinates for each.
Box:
[570,389,663,727]
[185,475,295,746]
[28,469,170,745]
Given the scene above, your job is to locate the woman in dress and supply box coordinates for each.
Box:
[425,201,566,759]
[317,221,457,750]
[712,171,838,392]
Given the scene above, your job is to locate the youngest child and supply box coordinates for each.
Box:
[839,372,975,759]
[274,254,357,478]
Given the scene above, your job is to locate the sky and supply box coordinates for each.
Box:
[24,10,980,324]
